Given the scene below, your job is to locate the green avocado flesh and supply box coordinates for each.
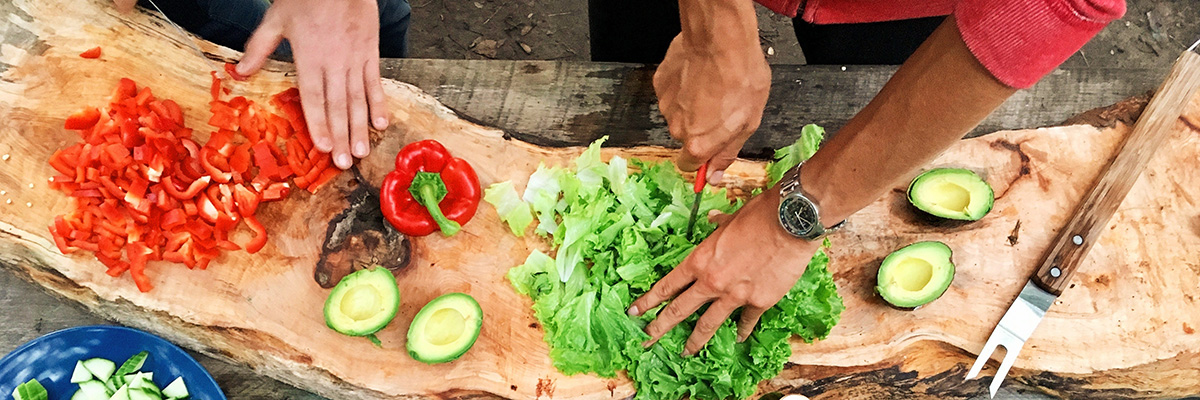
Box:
[876,241,955,308]
[324,267,401,337]
[907,168,994,221]
[407,292,483,364]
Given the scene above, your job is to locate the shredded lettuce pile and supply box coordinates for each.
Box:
[486,126,843,400]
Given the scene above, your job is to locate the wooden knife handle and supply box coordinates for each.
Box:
[1033,51,1200,295]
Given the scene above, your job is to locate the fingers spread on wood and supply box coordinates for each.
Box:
[348,65,370,159]
[237,10,285,77]
[324,69,352,169]
[364,58,388,131]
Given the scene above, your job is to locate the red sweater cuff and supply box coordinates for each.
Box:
[956,0,1125,88]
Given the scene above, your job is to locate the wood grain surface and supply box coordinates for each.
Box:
[1,1,1199,399]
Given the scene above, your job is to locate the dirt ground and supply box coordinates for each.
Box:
[408,0,1200,71]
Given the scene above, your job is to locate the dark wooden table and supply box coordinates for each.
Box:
[0,59,1168,400]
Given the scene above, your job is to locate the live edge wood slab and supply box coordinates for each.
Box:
[1,0,1198,399]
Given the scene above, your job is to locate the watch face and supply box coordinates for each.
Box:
[779,195,819,238]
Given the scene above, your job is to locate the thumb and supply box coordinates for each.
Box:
[706,209,734,226]
[704,144,740,185]
[236,10,285,77]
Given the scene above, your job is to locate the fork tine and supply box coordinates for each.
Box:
[988,343,1025,398]
[965,333,1002,380]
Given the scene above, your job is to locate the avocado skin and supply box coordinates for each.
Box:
[407,292,484,364]
[875,241,956,309]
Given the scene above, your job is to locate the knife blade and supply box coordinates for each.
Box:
[685,163,708,240]
[144,0,225,78]
[966,43,1200,398]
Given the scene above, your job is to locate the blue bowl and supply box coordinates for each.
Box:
[0,325,225,400]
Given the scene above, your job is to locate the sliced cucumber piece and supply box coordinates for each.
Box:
[82,358,117,382]
[126,372,154,388]
[108,385,131,400]
[72,360,95,383]
[13,379,48,400]
[77,380,111,398]
[110,352,149,388]
[72,389,88,400]
[128,387,163,400]
[161,377,188,399]
[103,380,117,396]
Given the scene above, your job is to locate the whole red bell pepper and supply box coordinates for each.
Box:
[380,140,480,237]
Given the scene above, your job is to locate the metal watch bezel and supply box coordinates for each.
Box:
[776,162,844,240]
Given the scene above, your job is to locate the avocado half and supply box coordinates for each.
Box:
[907,168,994,221]
[324,267,401,337]
[876,241,955,308]
[407,292,483,364]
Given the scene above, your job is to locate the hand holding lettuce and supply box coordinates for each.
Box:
[485,126,843,400]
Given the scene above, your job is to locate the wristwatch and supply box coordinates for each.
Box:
[777,162,845,240]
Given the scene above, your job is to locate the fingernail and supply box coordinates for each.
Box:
[235,63,249,75]
[641,339,652,348]
[709,170,724,185]
[354,142,369,157]
[681,350,693,358]
[627,305,640,317]
[373,117,388,130]
[335,153,352,169]
[737,334,748,343]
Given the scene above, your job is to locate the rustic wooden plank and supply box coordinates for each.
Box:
[381,59,1168,157]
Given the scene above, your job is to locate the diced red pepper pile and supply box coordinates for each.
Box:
[48,69,341,292]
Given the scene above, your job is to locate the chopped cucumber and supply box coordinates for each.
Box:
[71,361,94,383]
[160,377,187,399]
[108,385,130,400]
[126,372,154,388]
[12,379,48,400]
[109,352,148,388]
[129,387,163,400]
[77,380,110,398]
[82,358,117,382]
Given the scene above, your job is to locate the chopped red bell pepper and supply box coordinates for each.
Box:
[79,46,102,59]
[65,107,101,130]
[380,140,481,237]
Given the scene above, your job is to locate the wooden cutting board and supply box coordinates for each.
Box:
[1,0,1198,398]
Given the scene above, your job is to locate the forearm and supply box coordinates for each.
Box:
[802,16,1018,226]
[678,0,759,53]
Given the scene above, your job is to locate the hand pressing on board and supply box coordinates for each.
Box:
[235,0,390,170]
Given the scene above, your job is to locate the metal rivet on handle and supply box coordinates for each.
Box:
[1072,235,1083,245]
[1050,267,1062,278]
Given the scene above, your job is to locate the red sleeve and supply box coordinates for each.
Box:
[956,0,1126,88]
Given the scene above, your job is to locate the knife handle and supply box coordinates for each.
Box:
[1033,51,1200,296]
[694,163,708,193]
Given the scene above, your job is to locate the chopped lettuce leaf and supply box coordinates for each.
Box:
[765,124,825,186]
[499,129,841,400]
[484,181,534,236]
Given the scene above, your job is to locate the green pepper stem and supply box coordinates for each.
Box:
[417,182,461,236]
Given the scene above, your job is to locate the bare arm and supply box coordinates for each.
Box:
[805,16,1018,225]
[635,15,1019,356]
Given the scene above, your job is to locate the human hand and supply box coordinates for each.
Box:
[235,0,389,170]
[627,190,819,356]
[653,33,770,184]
